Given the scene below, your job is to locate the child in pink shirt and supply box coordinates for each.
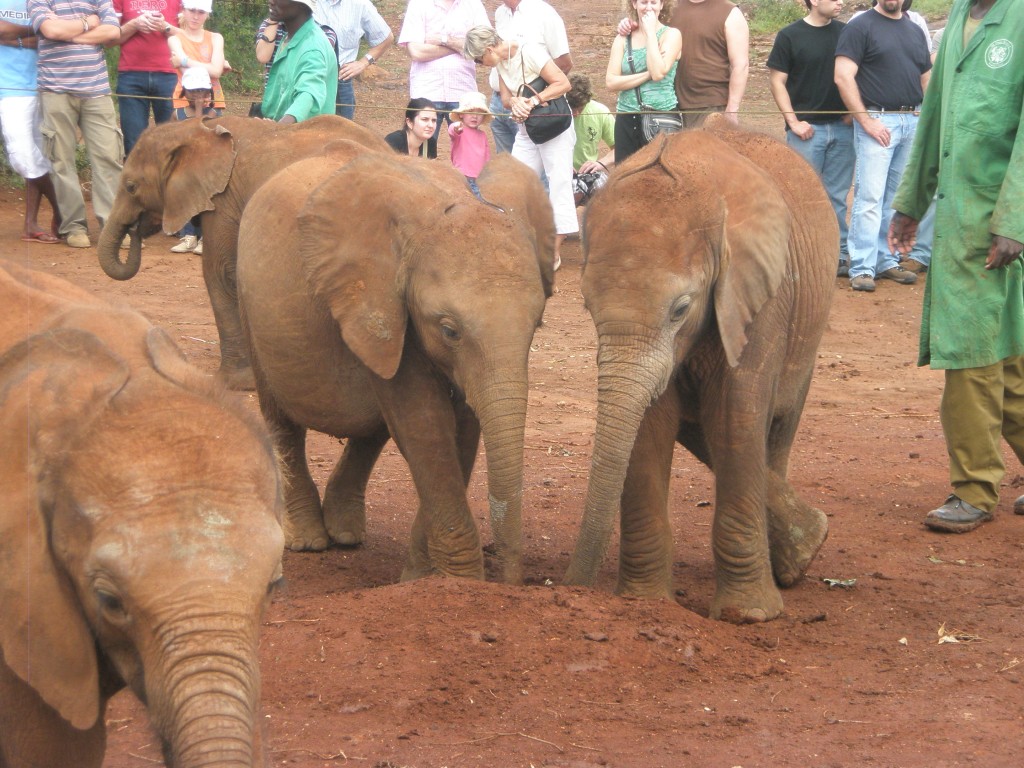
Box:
[448,91,491,198]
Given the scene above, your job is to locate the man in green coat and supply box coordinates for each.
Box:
[890,0,1024,533]
[261,0,338,123]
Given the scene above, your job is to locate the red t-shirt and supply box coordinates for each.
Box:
[115,0,182,73]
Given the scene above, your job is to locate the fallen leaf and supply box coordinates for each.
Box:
[937,622,983,644]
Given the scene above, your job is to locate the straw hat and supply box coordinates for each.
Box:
[452,91,492,125]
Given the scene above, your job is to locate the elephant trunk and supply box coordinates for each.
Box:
[97,214,143,281]
[473,372,530,585]
[564,333,673,586]
[148,620,263,768]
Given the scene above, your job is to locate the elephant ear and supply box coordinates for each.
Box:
[162,123,235,235]
[297,154,421,380]
[477,155,557,297]
[712,168,792,368]
[0,329,130,730]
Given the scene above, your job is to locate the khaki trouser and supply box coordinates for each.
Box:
[39,92,123,238]
[942,354,1024,512]
[679,104,725,129]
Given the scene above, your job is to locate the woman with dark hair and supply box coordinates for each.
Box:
[385,97,439,158]
[606,0,681,163]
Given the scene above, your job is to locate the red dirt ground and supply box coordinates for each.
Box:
[4,2,1023,766]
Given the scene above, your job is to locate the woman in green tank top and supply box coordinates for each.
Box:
[606,0,682,163]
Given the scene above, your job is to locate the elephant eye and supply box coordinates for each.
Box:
[96,589,128,623]
[439,321,461,343]
[670,296,691,322]
[125,180,138,195]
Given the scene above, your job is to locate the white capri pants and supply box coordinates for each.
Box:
[0,96,52,179]
[511,121,579,236]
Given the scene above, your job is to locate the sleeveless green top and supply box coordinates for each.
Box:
[615,27,680,113]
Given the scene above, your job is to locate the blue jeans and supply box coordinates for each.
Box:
[116,70,177,157]
[847,112,919,278]
[786,121,854,264]
[336,77,355,120]
[488,91,517,154]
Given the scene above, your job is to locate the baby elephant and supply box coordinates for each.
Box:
[565,117,836,623]
[0,261,285,767]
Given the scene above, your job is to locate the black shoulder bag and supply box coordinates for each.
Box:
[517,55,572,144]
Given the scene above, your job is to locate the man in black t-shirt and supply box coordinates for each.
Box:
[834,0,931,292]
[768,0,854,278]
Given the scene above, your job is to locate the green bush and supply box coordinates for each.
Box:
[743,0,805,37]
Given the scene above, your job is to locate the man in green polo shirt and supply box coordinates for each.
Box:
[261,0,337,123]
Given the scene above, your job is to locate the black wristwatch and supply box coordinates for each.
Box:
[258,33,273,43]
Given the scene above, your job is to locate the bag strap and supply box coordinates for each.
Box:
[518,53,540,99]
[625,35,652,112]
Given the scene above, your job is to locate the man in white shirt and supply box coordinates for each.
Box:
[314,0,394,119]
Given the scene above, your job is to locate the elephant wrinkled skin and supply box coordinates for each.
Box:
[564,118,836,623]
[0,261,286,767]
[236,153,555,583]
[96,115,388,390]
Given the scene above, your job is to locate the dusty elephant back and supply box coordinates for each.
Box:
[698,115,839,268]
[1,260,122,355]
[694,119,837,362]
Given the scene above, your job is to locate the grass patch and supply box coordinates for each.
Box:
[744,0,805,37]
[742,0,954,37]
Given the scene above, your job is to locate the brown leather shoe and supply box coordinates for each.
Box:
[1014,494,1024,515]
[877,266,918,284]
[924,495,992,533]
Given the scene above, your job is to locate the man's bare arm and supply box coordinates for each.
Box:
[724,6,749,123]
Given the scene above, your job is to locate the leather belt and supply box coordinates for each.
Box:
[866,105,920,113]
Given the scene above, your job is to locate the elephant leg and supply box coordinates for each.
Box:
[705,399,783,624]
[767,469,828,587]
[254,380,328,550]
[277,419,330,551]
[201,225,254,390]
[322,426,390,546]
[371,347,484,581]
[765,401,828,587]
[617,389,682,599]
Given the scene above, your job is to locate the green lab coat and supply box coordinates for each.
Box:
[893,0,1024,370]
[261,18,338,123]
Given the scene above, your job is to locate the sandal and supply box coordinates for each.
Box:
[22,231,60,244]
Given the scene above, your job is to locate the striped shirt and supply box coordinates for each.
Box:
[398,0,489,102]
[28,0,119,96]
[314,0,390,66]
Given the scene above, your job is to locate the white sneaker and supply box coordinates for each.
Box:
[193,238,203,255]
[66,231,91,248]
[170,235,199,253]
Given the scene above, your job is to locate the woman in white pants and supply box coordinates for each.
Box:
[464,26,576,270]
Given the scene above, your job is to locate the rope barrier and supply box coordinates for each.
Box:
[0,85,892,119]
